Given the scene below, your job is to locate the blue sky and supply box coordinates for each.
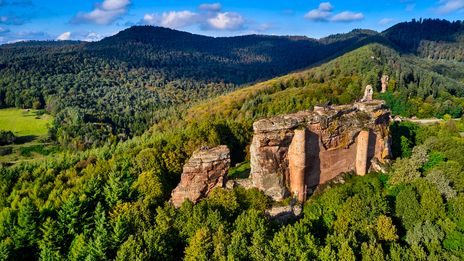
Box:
[0,0,463,43]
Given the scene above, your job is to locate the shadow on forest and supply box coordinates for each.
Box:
[15,135,38,144]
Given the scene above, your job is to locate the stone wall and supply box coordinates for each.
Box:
[250,100,391,201]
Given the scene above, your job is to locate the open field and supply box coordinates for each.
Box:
[0,108,52,138]
[0,108,58,164]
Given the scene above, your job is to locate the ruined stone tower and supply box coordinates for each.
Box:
[249,100,391,201]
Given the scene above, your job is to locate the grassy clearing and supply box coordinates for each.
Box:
[0,108,52,138]
[0,108,57,164]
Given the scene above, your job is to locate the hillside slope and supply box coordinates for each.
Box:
[0,26,378,149]
[1,41,464,260]
[0,19,463,149]
[188,43,464,125]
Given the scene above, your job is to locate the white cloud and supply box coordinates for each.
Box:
[84,32,104,41]
[72,0,131,25]
[318,2,334,12]
[304,2,333,21]
[304,9,331,21]
[142,13,158,25]
[160,11,199,28]
[56,31,71,40]
[435,0,464,14]
[207,12,245,30]
[141,7,246,31]
[101,0,130,10]
[305,2,364,23]
[330,11,364,22]
[142,11,199,28]
[199,3,221,12]
[378,18,397,25]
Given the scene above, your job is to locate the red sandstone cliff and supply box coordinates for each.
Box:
[171,146,230,208]
[250,100,391,201]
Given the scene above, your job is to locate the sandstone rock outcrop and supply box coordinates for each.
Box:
[250,100,391,201]
[362,85,374,102]
[171,146,230,208]
[265,204,302,223]
[381,75,389,93]
[356,130,370,176]
[288,129,308,202]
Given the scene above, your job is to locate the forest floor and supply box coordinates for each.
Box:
[0,108,59,164]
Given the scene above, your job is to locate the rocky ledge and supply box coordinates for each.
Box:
[171,145,230,208]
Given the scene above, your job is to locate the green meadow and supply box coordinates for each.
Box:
[0,108,57,164]
[0,108,52,138]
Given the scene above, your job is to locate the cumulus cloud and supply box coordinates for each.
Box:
[435,0,464,14]
[331,11,364,22]
[142,11,200,28]
[305,2,364,23]
[304,10,331,21]
[140,4,246,31]
[304,2,332,21]
[160,11,199,28]
[56,31,71,40]
[199,3,222,12]
[318,2,334,11]
[72,0,131,25]
[142,14,157,25]
[206,12,245,30]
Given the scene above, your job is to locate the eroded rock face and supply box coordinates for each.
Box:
[362,85,374,101]
[381,75,390,93]
[250,100,391,201]
[171,146,230,208]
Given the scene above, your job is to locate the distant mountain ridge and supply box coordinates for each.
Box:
[0,19,462,148]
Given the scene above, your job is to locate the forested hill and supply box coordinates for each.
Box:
[0,19,463,149]
[0,25,379,149]
[383,19,464,60]
[1,41,464,260]
[86,26,378,84]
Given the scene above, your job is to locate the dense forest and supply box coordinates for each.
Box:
[0,26,373,149]
[1,19,463,149]
[0,18,464,260]
[1,54,464,259]
[384,19,464,61]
